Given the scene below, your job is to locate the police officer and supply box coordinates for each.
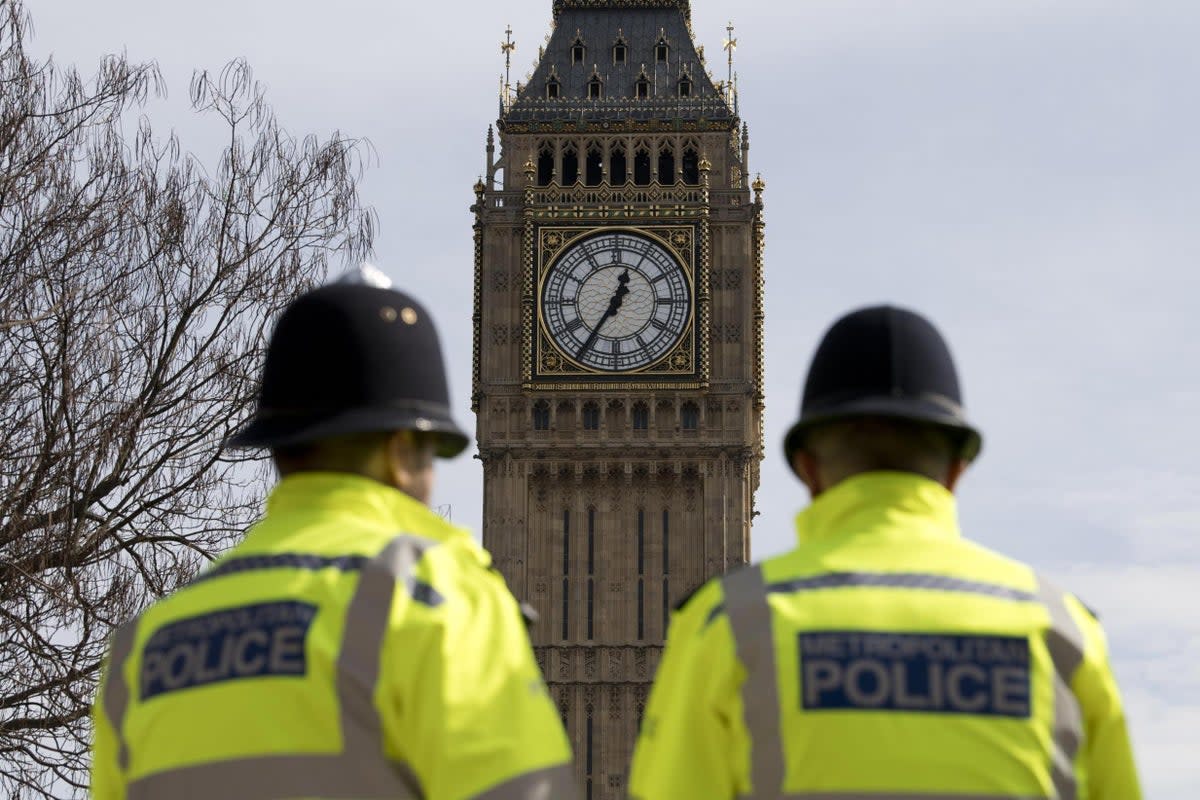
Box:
[629,306,1142,799]
[92,275,576,799]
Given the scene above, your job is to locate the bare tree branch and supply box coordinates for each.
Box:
[0,2,376,795]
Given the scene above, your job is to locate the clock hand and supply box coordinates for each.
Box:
[576,270,631,360]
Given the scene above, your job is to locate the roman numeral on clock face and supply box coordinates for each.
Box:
[566,318,584,332]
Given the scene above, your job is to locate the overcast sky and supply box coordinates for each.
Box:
[32,0,1198,795]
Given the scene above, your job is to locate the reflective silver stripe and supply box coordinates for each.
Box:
[471,763,579,800]
[126,755,422,800]
[722,565,786,800]
[1036,575,1086,800]
[707,571,1039,626]
[338,534,435,762]
[101,620,138,773]
[127,534,438,800]
[768,572,1038,603]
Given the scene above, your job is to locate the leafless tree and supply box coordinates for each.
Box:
[0,1,375,795]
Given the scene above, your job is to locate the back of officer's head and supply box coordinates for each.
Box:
[799,417,960,489]
[784,305,982,496]
[228,275,469,505]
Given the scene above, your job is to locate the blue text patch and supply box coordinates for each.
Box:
[141,601,317,700]
[798,631,1030,718]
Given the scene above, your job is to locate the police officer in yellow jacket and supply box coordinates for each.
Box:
[91,276,576,799]
[630,306,1141,799]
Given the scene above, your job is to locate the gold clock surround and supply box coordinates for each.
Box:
[525,223,708,389]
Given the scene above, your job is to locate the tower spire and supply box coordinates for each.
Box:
[723,21,738,107]
[501,24,517,113]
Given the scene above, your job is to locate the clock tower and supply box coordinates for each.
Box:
[472,2,764,796]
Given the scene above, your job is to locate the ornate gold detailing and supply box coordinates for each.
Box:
[501,118,734,136]
[531,184,707,206]
[526,223,708,385]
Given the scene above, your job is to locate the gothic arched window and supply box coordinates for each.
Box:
[681,401,699,430]
[678,75,693,98]
[635,71,650,99]
[632,402,649,431]
[532,400,551,431]
[609,145,627,185]
[633,148,651,186]
[658,146,676,185]
[582,402,601,430]
[561,145,579,185]
[571,36,587,65]
[587,74,603,100]
[613,33,628,65]
[585,145,603,186]
[537,146,554,186]
[655,35,670,63]
[681,147,700,185]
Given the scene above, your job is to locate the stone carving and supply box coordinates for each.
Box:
[635,649,647,678]
[559,649,572,679]
[607,648,624,680]
[717,322,742,342]
[585,648,598,678]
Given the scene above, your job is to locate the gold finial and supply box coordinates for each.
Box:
[723,21,738,105]
[699,156,713,173]
[474,177,486,195]
[500,25,516,112]
[523,157,536,183]
[752,173,765,196]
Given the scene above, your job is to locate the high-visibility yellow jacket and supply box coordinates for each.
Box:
[630,472,1141,800]
[91,472,575,800]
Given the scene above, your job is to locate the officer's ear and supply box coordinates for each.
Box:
[384,430,436,504]
[943,458,968,493]
[791,450,824,498]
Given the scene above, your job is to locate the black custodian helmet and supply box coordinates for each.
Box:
[226,282,469,458]
[783,305,982,467]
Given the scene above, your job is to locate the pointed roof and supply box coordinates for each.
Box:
[505,0,729,126]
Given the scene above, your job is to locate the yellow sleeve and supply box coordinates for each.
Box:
[629,581,748,800]
[1067,596,1143,800]
[395,558,574,800]
[90,656,125,800]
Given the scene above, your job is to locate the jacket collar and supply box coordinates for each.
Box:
[794,471,961,546]
[265,471,473,547]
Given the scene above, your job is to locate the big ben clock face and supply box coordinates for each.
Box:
[540,230,692,372]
